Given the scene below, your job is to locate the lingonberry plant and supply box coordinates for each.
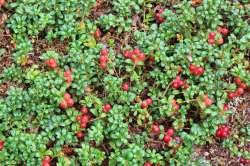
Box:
[0,0,250,165]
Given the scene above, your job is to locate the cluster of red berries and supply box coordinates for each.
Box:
[123,48,146,64]
[45,58,57,69]
[141,98,153,109]
[103,104,112,113]
[41,156,51,166]
[239,157,250,164]
[208,26,228,45]
[99,49,109,69]
[76,107,89,130]
[64,69,73,85]
[0,140,4,151]
[59,93,74,109]
[151,124,175,145]
[172,99,180,111]
[215,125,230,138]
[171,76,189,89]
[228,77,248,100]
[204,94,213,107]
[155,9,165,24]
[189,64,204,76]
[122,82,130,91]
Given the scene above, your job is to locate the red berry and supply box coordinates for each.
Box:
[240,83,247,89]
[196,67,204,76]
[183,84,189,89]
[172,82,179,89]
[144,162,152,166]
[46,58,57,69]
[141,101,148,109]
[103,104,112,113]
[163,135,171,144]
[99,55,108,63]
[64,70,72,77]
[99,62,107,69]
[0,0,5,8]
[172,99,180,111]
[66,98,74,107]
[167,128,175,137]
[146,98,153,105]
[123,50,132,58]
[178,80,184,87]
[80,123,87,128]
[234,77,241,85]
[217,38,224,45]
[217,27,223,34]
[204,95,213,107]
[152,124,160,134]
[221,28,229,36]
[236,87,244,96]
[43,156,51,163]
[208,32,216,39]
[76,131,84,139]
[64,93,71,100]
[223,104,229,111]
[59,100,68,109]
[122,82,130,91]
[42,162,50,166]
[100,49,109,56]
[189,64,196,74]
[0,140,4,151]
[216,125,230,138]
[133,48,140,55]
[80,107,88,114]
[81,115,89,123]
[228,92,236,100]
[208,38,215,45]
[138,53,146,61]
[76,115,81,122]
[94,28,101,38]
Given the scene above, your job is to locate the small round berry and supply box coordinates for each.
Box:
[81,107,89,114]
[141,101,148,109]
[163,135,171,144]
[167,128,175,137]
[64,93,71,100]
[122,82,130,91]
[103,104,112,113]
[152,124,160,134]
[144,162,152,166]
[100,49,109,56]
[146,98,153,105]
[76,131,84,139]
[59,100,68,109]
[99,55,108,63]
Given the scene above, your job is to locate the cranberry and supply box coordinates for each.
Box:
[59,100,68,109]
[76,131,84,139]
[103,104,112,113]
[141,101,148,109]
[123,50,132,58]
[66,98,74,107]
[240,83,247,89]
[152,124,160,134]
[196,67,204,76]
[189,64,196,73]
[223,104,229,111]
[208,32,216,39]
[94,28,101,38]
[208,39,215,45]
[217,38,224,45]
[138,53,146,61]
[172,82,179,89]
[144,162,152,166]
[81,115,89,123]
[99,55,108,63]
[146,98,153,105]
[163,135,171,144]
[216,125,230,138]
[167,128,175,137]
[81,107,89,114]
[80,123,87,128]
[76,115,81,122]
[133,48,141,54]
[236,87,244,96]
[64,93,71,100]
[64,69,72,77]
[0,140,4,151]
[221,28,229,36]
[43,156,51,163]
[234,77,241,85]
[122,82,130,91]
[100,49,109,56]
[204,95,213,107]
[45,58,57,69]
[99,62,107,69]
[172,99,180,111]
[227,92,235,100]
[183,84,189,89]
